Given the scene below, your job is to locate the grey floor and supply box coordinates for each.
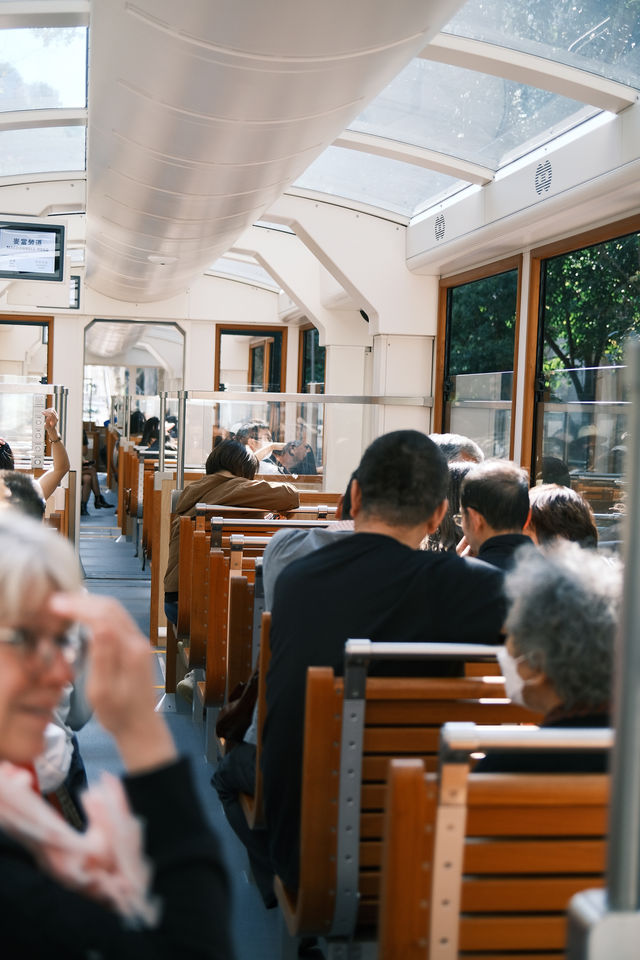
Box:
[77,485,281,959]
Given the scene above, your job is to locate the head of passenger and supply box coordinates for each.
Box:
[427,460,473,552]
[205,438,258,479]
[538,456,571,487]
[352,431,448,544]
[235,420,271,453]
[0,512,82,764]
[526,483,598,549]
[0,439,15,471]
[277,440,307,472]
[428,432,484,464]
[0,470,46,520]
[141,416,160,446]
[500,543,619,718]
[459,460,530,555]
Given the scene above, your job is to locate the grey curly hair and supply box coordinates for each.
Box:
[0,511,81,623]
[505,542,620,711]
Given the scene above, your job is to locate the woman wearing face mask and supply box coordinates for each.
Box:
[476,542,620,773]
[0,510,234,959]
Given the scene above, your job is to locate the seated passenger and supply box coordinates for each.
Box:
[163,438,299,626]
[476,543,619,773]
[0,511,234,958]
[457,460,533,570]
[211,476,356,908]
[235,420,285,475]
[81,430,112,515]
[274,439,318,476]
[525,483,598,549]
[424,460,472,552]
[263,430,507,892]
[0,407,70,502]
[428,431,484,464]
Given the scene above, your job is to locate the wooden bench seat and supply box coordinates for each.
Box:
[274,642,541,951]
[379,724,612,960]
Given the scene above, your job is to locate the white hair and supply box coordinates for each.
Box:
[0,511,82,622]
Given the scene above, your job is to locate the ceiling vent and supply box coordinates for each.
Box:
[435,214,445,241]
[535,160,553,196]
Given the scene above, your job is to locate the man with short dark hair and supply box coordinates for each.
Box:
[263,430,507,891]
[459,460,533,571]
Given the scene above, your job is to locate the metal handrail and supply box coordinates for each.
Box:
[440,722,613,756]
[345,638,500,662]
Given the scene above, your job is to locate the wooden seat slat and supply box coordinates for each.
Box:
[365,701,534,724]
[460,876,604,912]
[463,838,606,874]
[459,914,566,951]
[467,773,609,806]
[466,805,609,835]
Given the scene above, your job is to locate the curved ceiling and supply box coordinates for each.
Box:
[85,0,464,302]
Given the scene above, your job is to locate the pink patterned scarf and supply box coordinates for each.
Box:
[0,762,159,927]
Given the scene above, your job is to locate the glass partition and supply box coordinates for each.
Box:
[163,390,431,493]
[0,382,67,468]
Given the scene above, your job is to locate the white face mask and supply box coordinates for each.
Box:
[496,645,528,707]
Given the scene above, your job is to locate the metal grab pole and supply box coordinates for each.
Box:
[158,394,166,472]
[177,390,187,491]
[608,338,640,910]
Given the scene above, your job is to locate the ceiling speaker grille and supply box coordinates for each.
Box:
[435,214,445,241]
[535,160,553,195]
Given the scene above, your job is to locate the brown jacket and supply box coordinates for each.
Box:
[164,470,299,593]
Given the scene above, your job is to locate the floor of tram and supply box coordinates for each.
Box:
[77,485,281,959]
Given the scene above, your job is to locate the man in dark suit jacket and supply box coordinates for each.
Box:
[263,430,508,891]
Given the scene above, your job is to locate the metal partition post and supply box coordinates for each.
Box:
[158,393,166,472]
[330,646,369,938]
[124,395,131,441]
[608,338,640,911]
[176,390,187,491]
[61,388,68,442]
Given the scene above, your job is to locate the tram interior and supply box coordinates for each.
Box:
[0,0,639,957]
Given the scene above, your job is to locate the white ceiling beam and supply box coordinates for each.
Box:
[0,108,86,131]
[420,33,638,114]
[333,130,494,184]
[0,1,89,28]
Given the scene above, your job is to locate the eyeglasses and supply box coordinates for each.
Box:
[0,625,87,668]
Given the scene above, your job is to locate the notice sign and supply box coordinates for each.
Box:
[0,225,61,279]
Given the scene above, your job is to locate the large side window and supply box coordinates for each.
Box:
[298,324,325,393]
[438,261,520,458]
[533,230,640,520]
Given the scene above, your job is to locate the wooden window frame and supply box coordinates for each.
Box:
[521,213,640,477]
[435,256,522,460]
[214,323,288,392]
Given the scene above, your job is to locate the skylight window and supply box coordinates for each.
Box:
[444,0,640,90]
[293,145,466,217]
[0,27,87,112]
[350,57,598,173]
[0,126,85,177]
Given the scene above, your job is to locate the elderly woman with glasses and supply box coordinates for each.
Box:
[0,510,234,959]
[476,542,620,773]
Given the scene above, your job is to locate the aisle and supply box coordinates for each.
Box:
[76,485,280,959]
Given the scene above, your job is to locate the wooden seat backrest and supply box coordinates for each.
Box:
[455,771,608,959]
[275,669,541,939]
[379,757,609,960]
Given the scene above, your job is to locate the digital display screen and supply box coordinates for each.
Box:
[0,222,64,281]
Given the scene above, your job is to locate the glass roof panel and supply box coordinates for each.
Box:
[0,126,85,177]
[0,27,87,112]
[445,0,640,90]
[349,57,598,172]
[209,257,279,289]
[293,145,466,216]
